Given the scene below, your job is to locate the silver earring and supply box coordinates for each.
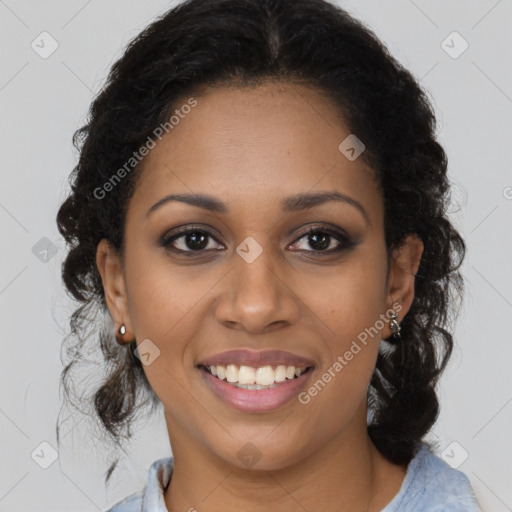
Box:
[389,311,401,340]
[118,324,126,336]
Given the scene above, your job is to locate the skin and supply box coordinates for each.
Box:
[96,82,424,512]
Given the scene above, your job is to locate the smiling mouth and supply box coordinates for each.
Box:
[199,364,313,390]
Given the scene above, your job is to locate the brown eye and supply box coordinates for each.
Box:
[289,226,356,254]
[161,227,224,253]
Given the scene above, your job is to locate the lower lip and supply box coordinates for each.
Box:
[198,366,314,413]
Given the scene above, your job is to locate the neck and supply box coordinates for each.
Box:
[164,404,407,512]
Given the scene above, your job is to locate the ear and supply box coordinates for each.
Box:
[384,234,424,337]
[96,238,133,344]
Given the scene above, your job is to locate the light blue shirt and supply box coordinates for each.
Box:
[105,442,481,511]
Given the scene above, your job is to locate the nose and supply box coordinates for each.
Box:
[214,246,300,333]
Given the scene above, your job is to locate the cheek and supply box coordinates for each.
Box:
[123,253,216,392]
[125,251,211,339]
[304,255,388,338]
[301,249,388,398]
[123,264,210,417]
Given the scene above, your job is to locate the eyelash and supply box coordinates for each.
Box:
[160,224,356,257]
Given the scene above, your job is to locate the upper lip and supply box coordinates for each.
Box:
[197,349,315,368]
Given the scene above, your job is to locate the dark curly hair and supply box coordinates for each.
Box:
[56,0,466,483]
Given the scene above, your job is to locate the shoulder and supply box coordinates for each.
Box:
[105,490,142,512]
[383,443,481,511]
[104,456,174,512]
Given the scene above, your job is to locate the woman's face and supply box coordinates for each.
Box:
[97,82,423,470]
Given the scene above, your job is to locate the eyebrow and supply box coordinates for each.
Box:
[146,191,370,225]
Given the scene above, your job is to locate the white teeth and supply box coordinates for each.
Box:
[255,366,275,386]
[238,365,256,385]
[206,363,308,386]
[232,382,280,390]
[226,364,238,383]
[275,365,287,382]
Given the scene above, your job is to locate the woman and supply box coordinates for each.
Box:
[56,0,481,510]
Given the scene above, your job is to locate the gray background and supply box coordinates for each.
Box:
[0,0,511,510]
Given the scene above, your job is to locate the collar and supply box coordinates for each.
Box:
[141,456,174,511]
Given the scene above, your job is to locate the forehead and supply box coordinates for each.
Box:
[128,82,381,221]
